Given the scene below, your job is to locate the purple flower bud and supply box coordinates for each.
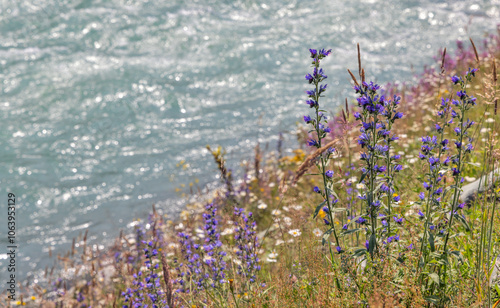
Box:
[419,192,425,200]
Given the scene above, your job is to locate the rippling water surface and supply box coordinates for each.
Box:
[0,0,498,281]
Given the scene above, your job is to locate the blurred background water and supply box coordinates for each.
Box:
[0,0,498,283]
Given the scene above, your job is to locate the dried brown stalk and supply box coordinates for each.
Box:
[347,69,359,86]
[440,47,447,74]
[470,37,480,63]
[161,253,174,307]
[357,43,362,77]
[292,138,339,186]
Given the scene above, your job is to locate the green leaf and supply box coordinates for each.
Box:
[495,284,500,297]
[326,187,339,200]
[352,248,367,258]
[331,207,347,213]
[322,228,334,246]
[424,295,441,305]
[368,233,376,255]
[313,200,327,219]
[454,213,470,231]
[342,228,361,235]
[358,171,367,184]
[428,232,435,252]
[428,273,440,285]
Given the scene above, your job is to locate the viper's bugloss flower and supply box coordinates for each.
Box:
[372,200,381,207]
[418,210,425,218]
[356,217,367,224]
[419,192,425,200]
[303,115,312,123]
[451,75,461,84]
[393,195,401,202]
[358,133,370,147]
[325,170,334,178]
[336,246,342,254]
[466,67,479,77]
[452,167,460,176]
[394,164,403,172]
[308,139,319,147]
[380,184,390,193]
[429,156,439,166]
[393,216,403,224]
[306,99,317,108]
[314,186,321,193]
[365,240,370,250]
[387,235,400,243]
[465,143,473,153]
[434,187,443,195]
[423,182,432,190]
[323,219,330,225]
[354,112,362,120]
[319,48,332,57]
[362,81,381,93]
[318,123,331,133]
[76,292,84,303]
[375,144,389,153]
[443,156,451,166]
[457,90,467,98]
[465,119,475,128]
[392,112,403,120]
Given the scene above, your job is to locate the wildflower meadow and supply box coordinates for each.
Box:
[5,31,500,308]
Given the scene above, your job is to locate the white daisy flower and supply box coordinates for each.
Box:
[221,228,234,236]
[268,250,279,258]
[288,229,301,237]
[258,202,268,209]
[313,228,322,237]
[271,209,282,216]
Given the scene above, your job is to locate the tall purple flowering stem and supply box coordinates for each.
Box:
[304,48,341,248]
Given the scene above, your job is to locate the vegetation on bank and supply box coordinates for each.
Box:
[4,28,500,308]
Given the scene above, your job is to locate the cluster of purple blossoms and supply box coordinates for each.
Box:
[303,48,342,250]
[122,240,169,308]
[304,48,332,149]
[233,207,261,284]
[353,79,404,250]
[175,203,226,294]
[417,68,479,277]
